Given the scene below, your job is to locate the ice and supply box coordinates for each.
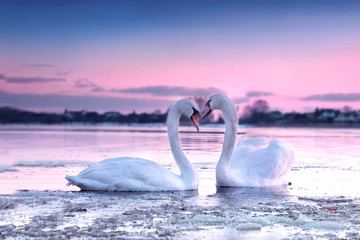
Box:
[303,221,348,230]
[0,198,17,209]
[13,160,91,168]
[298,196,353,203]
[0,165,17,173]
[235,223,261,231]
[246,215,294,226]
[0,191,359,239]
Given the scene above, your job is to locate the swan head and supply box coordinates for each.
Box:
[202,94,231,119]
[177,98,200,131]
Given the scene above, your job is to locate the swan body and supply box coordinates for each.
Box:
[66,98,200,191]
[66,157,192,191]
[203,94,294,187]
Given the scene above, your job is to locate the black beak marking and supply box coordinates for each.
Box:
[202,100,212,120]
[202,108,212,119]
[192,107,199,116]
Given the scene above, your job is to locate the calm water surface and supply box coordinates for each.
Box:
[1,125,359,197]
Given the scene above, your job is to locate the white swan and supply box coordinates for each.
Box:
[203,94,294,187]
[66,98,200,191]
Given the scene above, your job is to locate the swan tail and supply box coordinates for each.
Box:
[65,175,88,188]
[66,175,112,191]
[65,175,77,186]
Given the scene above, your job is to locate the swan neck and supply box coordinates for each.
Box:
[217,99,238,178]
[167,104,196,179]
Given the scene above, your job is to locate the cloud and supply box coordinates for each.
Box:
[233,97,250,104]
[0,90,173,113]
[57,70,72,76]
[74,79,98,88]
[7,77,65,84]
[23,64,55,68]
[301,93,360,102]
[73,79,104,93]
[92,87,104,92]
[232,90,274,104]
[113,86,224,97]
[0,74,65,84]
[246,91,275,98]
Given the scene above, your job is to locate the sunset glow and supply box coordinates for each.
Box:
[1,0,360,113]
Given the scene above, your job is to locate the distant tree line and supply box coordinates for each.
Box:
[1,98,359,126]
[0,97,217,125]
[0,107,168,124]
[238,99,360,126]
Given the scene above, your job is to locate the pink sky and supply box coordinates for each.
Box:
[1,1,360,113]
[1,44,359,113]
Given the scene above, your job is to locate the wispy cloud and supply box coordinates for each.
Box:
[73,78,104,92]
[22,64,55,68]
[301,93,360,102]
[74,79,98,88]
[112,86,224,97]
[92,87,104,92]
[0,74,65,84]
[232,90,275,104]
[57,70,72,77]
[233,97,250,104]
[0,90,172,113]
[246,91,275,98]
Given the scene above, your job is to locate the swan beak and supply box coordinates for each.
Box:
[202,105,212,120]
[191,114,200,132]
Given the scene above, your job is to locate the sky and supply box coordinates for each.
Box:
[1,0,360,114]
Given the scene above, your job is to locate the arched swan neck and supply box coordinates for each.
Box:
[167,103,197,179]
[216,98,238,177]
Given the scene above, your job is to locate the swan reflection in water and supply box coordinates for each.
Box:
[216,185,290,195]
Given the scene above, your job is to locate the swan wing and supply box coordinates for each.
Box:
[230,137,294,186]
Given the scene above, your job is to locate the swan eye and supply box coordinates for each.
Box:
[192,107,199,116]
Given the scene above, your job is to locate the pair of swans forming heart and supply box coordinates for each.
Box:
[66,94,294,191]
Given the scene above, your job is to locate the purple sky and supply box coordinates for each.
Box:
[1,0,360,113]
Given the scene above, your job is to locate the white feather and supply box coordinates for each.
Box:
[66,98,200,191]
[207,94,295,187]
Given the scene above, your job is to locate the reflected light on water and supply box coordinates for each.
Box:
[0,125,360,198]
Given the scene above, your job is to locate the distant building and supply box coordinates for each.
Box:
[317,109,340,122]
[334,112,358,123]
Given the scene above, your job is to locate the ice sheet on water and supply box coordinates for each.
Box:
[13,160,92,168]
[235,223,261,231]
[1,190,359,239]
[303,220,348,230]
[0,165,17,173]
[295,214,349,230]
[298,196,353,203]
[0,198,17,209]
[246,214,349,231]
[246,215,293,226]
[183,215,229,224]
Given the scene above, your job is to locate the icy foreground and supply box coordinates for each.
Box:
[0,189,359,239]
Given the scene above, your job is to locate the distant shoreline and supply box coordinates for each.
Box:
[239,123,360,129]
[1,122,360,129]
[1,106,360,128]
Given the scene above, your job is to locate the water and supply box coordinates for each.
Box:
[1,124,359,197]
[1,125,360,239]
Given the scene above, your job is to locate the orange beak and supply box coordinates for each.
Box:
[191,114,200,132]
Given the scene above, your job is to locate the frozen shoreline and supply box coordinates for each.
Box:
[1,189,359,239]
